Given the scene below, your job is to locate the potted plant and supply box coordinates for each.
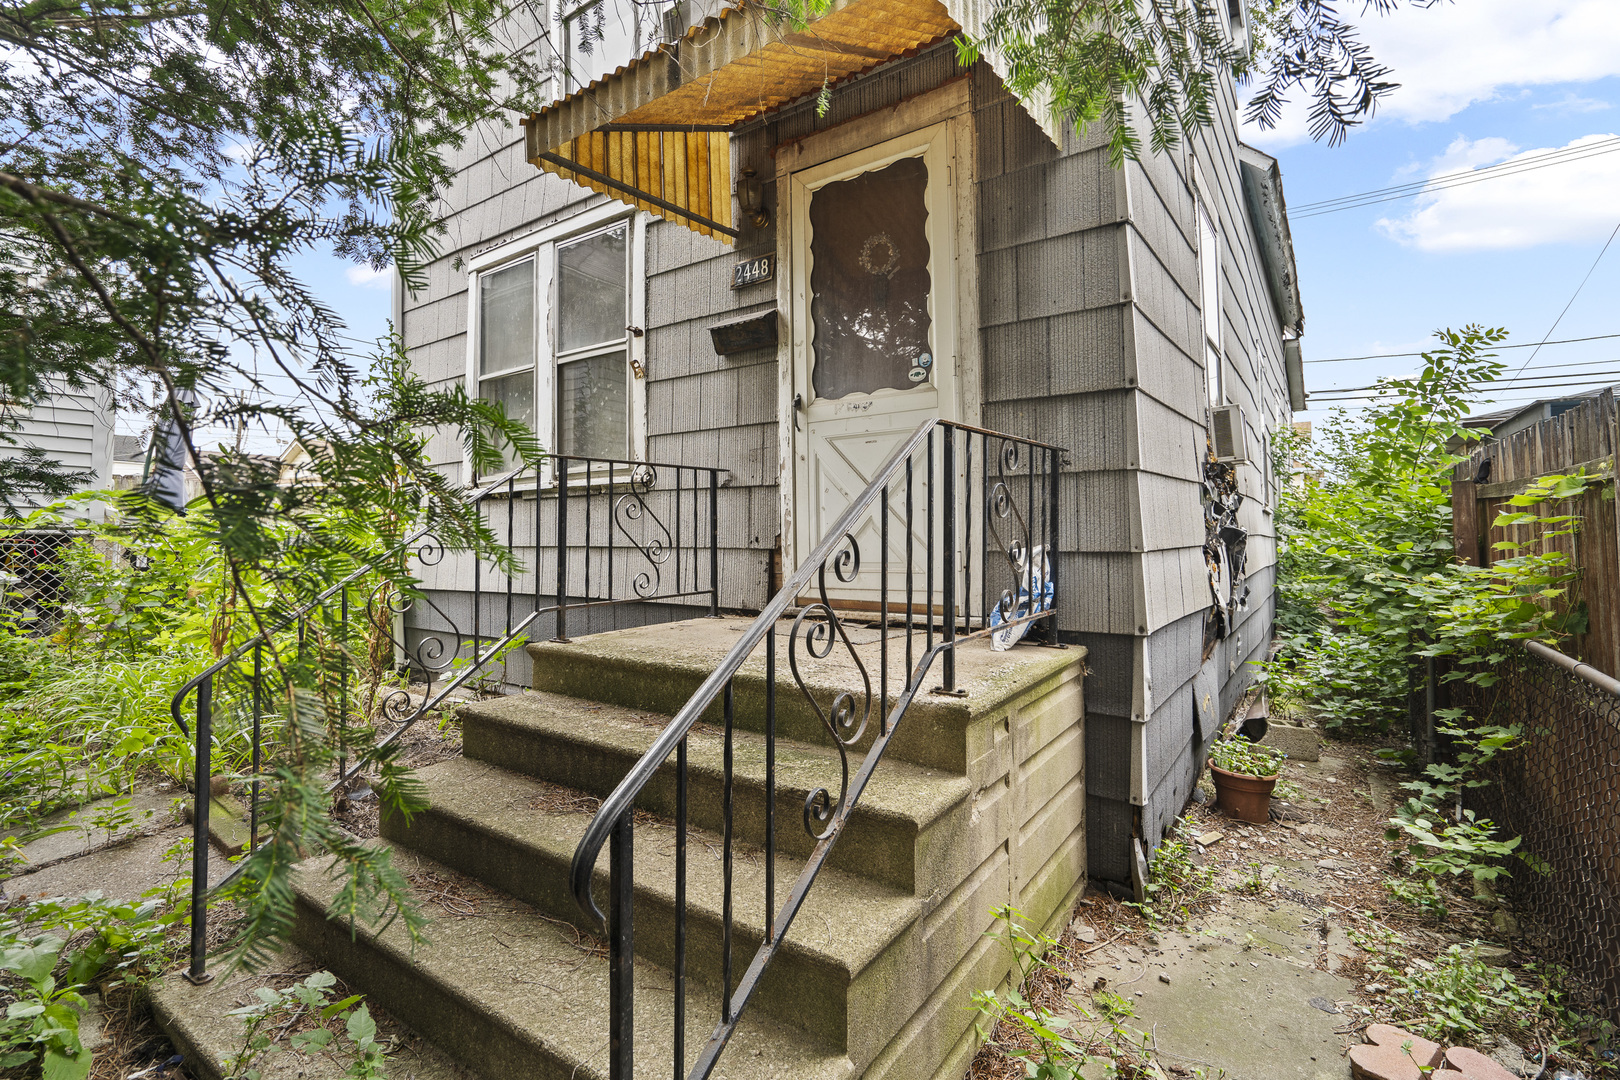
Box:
[1208,739,1285,824]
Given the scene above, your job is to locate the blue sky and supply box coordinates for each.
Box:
[294,1,1620,444]
[1242,0,1620,421]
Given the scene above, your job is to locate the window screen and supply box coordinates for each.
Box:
[1198,200,1222,406]
[477,259,537,468]
[556,225,630,459]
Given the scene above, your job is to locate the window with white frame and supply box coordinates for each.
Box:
[554,223,631,459]
[472,215,640,474]
[478,257,538,470]
[1197,197,1222,408]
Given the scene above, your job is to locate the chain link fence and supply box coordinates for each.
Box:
[0,528,79,633]
[1456,641,1620,1021]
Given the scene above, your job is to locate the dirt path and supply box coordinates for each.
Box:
[971,735,1549,1080]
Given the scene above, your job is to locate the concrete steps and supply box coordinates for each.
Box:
[151,618,1089,1080]
[456,691,973,894]
[289,846,855,1080]
[525,619,1062,775]
[380,756,921,1058]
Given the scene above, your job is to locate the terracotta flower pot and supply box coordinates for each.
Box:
[1210,763,1278,824]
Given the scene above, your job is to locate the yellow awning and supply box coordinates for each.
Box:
[522,0,966,242]
[522,0,1061,241]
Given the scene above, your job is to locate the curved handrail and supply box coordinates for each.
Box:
[167,464,534,738]
[567,419,943,922]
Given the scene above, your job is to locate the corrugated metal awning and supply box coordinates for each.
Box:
[522,0,1057,242]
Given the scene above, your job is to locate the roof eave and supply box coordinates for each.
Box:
[1238,142,1304,338]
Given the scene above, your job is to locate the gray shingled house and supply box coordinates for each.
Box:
[366,1,1305,1075]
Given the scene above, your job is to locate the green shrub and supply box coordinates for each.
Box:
[1209,739,1284,778]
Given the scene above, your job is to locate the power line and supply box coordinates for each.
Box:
[1313,371,1620,397]
[1311,376,1620,404]
[1311,368,1620,398]
[1501,220,1620,389]
[1313,356,1620,395]
[1291,138,1620,213]
[1323,395,1608,412]
[1304,332,1620,365]
[1290,138,1620,220]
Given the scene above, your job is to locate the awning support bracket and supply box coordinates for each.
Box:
[537,151,741,239]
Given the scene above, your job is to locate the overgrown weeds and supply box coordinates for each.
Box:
[1347,918,1616,1072]
[1131,819,1218,929]
[970,905,1220,1080]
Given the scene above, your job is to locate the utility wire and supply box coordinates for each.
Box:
[1304,332,1620,365]
[1312,376,1620,403]
[1500,220,1620,390]
[1313,383,1620,405]
[1290,138,1620,220]
[1292,137,1620,213]
[1314,357,1620,396]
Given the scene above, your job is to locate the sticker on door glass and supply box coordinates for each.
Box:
[808,157,932,399]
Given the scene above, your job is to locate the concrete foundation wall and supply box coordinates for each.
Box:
[866,651,1088,1080]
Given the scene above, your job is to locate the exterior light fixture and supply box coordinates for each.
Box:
[738,167,770,229]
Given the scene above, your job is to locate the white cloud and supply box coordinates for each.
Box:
[1533,92,1612,114]
[1243,0,1620,147]
[346,264,393,289]
[1376,134,1620,251]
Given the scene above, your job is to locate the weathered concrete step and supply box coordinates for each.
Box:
[289,845,855,1080]
[149,944,465,1080]
[384,757,926,1059]
[526,618,1080,776]
[457,690,972,895]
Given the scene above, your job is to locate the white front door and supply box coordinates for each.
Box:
[785,122,961,608]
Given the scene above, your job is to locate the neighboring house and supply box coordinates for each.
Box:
[0,385,115,519]
[278,438,325,485]
[1461,388,1615,445]
[111,434,148,491]
[395,1,1302,1050]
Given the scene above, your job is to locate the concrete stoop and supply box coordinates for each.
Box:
[151,618,1088,1080]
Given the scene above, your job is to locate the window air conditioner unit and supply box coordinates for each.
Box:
[1211,403,1249,464]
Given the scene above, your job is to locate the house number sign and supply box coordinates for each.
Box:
[731,253,775,289]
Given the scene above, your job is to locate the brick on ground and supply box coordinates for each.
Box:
[1441,1047,1520,1080]
[1348,1024,1443,1080]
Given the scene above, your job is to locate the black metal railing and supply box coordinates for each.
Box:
[170,453,725,983]
[568,419,1066,1080]
[1458,639,1620,1021]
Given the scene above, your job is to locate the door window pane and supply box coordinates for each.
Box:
[480,259,535,376]
[558,226,629,353]
[808,156,932,400]
[559,351,628,459]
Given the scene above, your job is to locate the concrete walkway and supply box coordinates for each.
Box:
[983,741,1536,1080]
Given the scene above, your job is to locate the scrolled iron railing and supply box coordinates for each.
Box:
[567,418,1066,1080]
[169,453,725,983]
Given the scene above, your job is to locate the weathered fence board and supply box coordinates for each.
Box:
[1453,390,1620,678]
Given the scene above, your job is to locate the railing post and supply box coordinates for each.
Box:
[942,428,957,692]
[184,674,214,984]
[608,809,634,1080]
[1046,447,1061,646]
[554,465,570,642]
[709,470,720,617]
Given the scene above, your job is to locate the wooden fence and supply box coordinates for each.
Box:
[1451,389,1620,678]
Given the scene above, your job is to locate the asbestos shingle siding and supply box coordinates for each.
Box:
[971,61,1292,881]
[402,29,1296,884]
